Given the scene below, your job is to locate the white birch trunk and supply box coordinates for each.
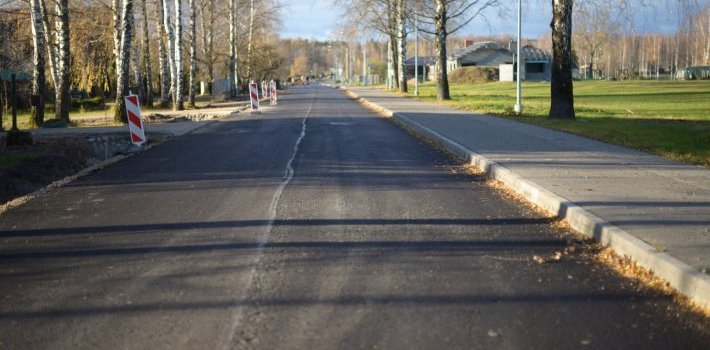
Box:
[54,0,70,122]
[246,0,255,82]
[157,0,170,106]
[173,0,184,110]
[113,0,122,73]
[188,0,196,107]
[115,0,134,123]
[162,0,177,106]
[142,0,153,107]
[396,0,407,93]
[40,0,58,89]
[229,0,238,95]
[29,0,46,126]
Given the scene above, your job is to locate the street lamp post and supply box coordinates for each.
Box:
[514,0,523,114]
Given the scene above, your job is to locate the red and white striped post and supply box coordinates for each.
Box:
[269,80,278,105]
[249,82,259,111]
[124,95,147,146]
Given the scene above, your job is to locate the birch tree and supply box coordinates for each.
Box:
[142,0,153,107]
[40,0,58,93]
[199,0,215,94]
[246,0,255,82]
[416,0,499,100]
[54,0,70,122]
[114,0,134,123]
[549,0,575,119]
[173,0,184,110]
[188,0,196,107]
[396,0,407,93]
[229,0,239,95]
[29,0,46,127]
[157,0,170,107]
[162,0,177,107]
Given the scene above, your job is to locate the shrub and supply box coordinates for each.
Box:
[448,67,499,83]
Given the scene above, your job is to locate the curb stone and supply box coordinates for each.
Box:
[343,87,710,311]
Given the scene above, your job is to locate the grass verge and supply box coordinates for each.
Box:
[403,80,710,166]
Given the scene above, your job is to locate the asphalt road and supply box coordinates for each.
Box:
[0,84,707,349]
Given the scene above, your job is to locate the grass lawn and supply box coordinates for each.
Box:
[402,80,710,166]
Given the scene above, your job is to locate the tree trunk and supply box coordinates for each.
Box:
[157,0,170,107]
[549,0,575,119]
[188,0,196,108]
[40,0,58,91]
[173,0,183,111]
[246,0,255,82]
[396,0,407,93]
[112,0,122,95]
[199,0,214,95]
[114,0,134,124]
[388,0,399,89]
[434,0,450,101]
[29,0,46,127]
[54,0,70,122]
[162,0,177,107]
[229,0,237,95]
[142,0,153,107]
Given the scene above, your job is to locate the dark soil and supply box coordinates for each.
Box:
[0,137,95,204]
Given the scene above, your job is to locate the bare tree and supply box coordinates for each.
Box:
[29,0,46,127]
[188,0,196,107]
[549,0,575,119]
[416,0,499,100]
[114,0,134,123]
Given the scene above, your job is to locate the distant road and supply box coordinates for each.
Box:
[0,84,707,349]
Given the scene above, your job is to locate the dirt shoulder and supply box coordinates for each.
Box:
[0,136,96,204]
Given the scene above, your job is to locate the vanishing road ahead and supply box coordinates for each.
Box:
[1,85,708,349]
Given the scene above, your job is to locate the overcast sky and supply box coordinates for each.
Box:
[279,0,688,41]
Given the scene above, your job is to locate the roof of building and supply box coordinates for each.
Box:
[404,56,435,66]
[521,45,551,62]
[447,42,552,67]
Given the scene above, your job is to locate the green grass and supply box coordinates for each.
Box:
[402,80,710,166]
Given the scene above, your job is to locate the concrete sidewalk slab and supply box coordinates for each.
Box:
[345,86,710,309]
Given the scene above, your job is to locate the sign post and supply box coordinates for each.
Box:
[124,95,147,146]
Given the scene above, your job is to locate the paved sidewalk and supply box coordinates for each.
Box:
[345,86,710,308]
[30,101,250,138]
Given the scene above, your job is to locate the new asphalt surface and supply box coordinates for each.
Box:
[0,84,707,349]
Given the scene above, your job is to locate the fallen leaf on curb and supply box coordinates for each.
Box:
[551,251,563,261]
[532,255,546,264]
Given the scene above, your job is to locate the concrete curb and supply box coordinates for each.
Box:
[344,87,710,311]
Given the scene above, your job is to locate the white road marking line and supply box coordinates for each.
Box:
[220,91,316,350]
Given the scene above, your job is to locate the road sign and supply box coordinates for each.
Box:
[124,95,146,146]
[249,82,259,111]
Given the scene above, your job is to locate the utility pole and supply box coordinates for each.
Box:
[514,0,523,114]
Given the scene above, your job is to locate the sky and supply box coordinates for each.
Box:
[279,0,688,41]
